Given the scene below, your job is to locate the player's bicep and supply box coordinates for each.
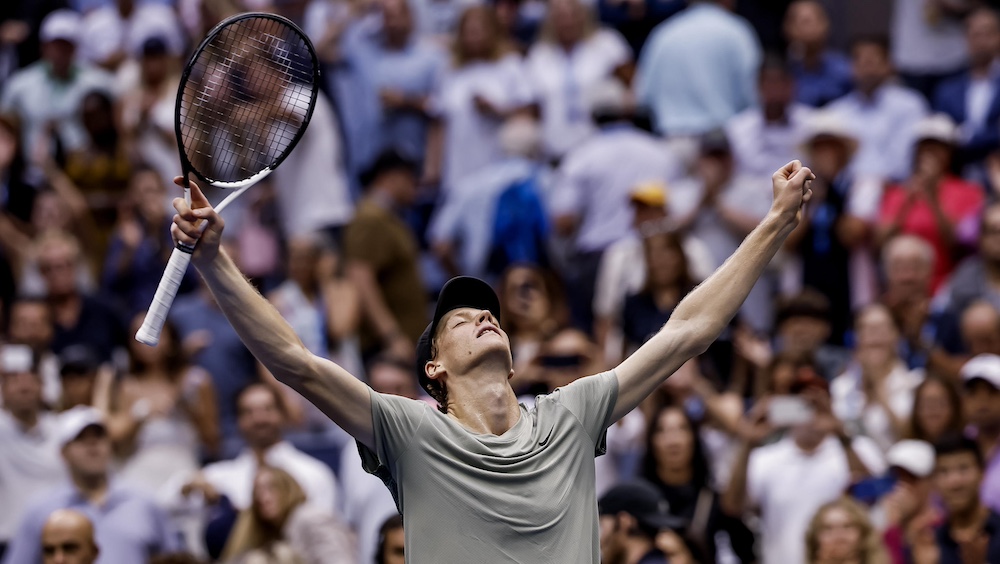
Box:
[612,319,701,420]
[295,354,375,449]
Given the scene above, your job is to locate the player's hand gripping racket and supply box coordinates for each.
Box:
[135,13,320,346]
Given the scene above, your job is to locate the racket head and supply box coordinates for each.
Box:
[174,12,320,189]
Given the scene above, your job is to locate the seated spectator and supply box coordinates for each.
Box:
[877,114,984,292]
[804,497,888,564]
[108,315,219,493]
[429,116,550,281]
[831,304,924,451]
[879,235,937,370]
[101,168,190,318]
[933,7,1000,174]
[2,406,181,564]
[772,291,851,380]
[344,151,427,360]
[722,376,886,564]
[828,35,928,182]
[550,78,683,331]
[0,344,66,556]
[41,509,99,564]
[880,440,941,564]
[908,373,965,446]
[375,515,404,564]
[640,404,755,563]
[36,231,124,364]
[783,1,852,108]
[958,354,1000,512]
[6,296,60,405]
[497,264,568,385]
[726,53,813,178]
[932,434,1000,563]
[220,466,354,564]
[599,480,693,564]
[526,0,632,159]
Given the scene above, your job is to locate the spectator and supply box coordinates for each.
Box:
[879,235,936,369]
[37,231,124,364]
[635,0,762,137]
[0,344,66,557]
[932,434,1000,563]
[958,354,1000,512]
[375,515,404,564]
[41,509,99,564]
[343,150,427,359]
[907,373,965,444]
[78,0,183,73]
[220,466,355,564]
[958,300,1000,358]
[877,114,984,292]
[171,383,338,514]
[793,111,880,343]
[0,10,112,175]
[722,377,886,564]
[108,315,220,493]
[770,291,851,380]
[828,35,928,182]
[726,53,813,178]
[429,116,550,280]
[933,7,1000,173]
[831,304,923,451]
[57,345,107,412]
[640,403,756,563]
[6,296,60,405]
[550,78,682,330]
[340,356,416,564]
[526,0,632,159]
[669,130,775,332]
[497,264,568,382]
[880,440,941,564]
[423,5,534,193]
[598,480,692,564]
[518,327,604,402]
[597,0,684,57]
[891,0,969,100]
[783,0,853,108]
[2,406,182,564]
[804,497,889,564]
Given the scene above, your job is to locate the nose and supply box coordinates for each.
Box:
[476,310,492,325]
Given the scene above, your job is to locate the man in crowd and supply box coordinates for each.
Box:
[41,509,99,564]
[6,296,60,405]
[958,354,1000,513]
[599,480,692,564]
[783,0,853,108]
[2,406,181,564]
[933,434,1000,563]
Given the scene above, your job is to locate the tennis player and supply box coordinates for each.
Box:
[170,160,814,562]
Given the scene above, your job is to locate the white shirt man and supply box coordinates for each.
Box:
[726,103,814,179]
[0,410,66,546]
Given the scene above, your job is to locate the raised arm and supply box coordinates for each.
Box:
[170,179,374,449]
[611,161,814,420]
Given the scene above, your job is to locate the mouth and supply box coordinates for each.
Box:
[477,324,501,338]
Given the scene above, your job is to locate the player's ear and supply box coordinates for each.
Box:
[508,368,515,380]
[425,361,441,381]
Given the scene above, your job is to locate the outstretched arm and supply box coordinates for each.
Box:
[611,162,814,420]
[171,179,374,449]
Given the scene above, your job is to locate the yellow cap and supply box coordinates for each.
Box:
[629,181,668,208]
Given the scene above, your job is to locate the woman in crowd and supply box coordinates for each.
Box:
[221,466,355,564]
[424,4,535,193]
[525,0,632,159]
[906,373,964,444]
[641,403,756,564]
[805,497,889,564]
[109,316,220,492]
[376,515,405,564]
[831,304,924,450]
[497,263,567,389]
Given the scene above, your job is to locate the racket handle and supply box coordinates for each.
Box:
[135,245,194,346]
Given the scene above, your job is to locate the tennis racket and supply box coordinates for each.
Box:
[135,12,320,346]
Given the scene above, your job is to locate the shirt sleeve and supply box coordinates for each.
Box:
[546,371,619,450]
[358,390,430,478]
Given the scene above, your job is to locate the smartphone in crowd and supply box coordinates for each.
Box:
[767,395,815,428]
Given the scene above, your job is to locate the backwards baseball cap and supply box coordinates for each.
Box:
[887,439,935,478]
[415,277,502,396]
[960,354,1000,390]
[599,480,687,533]
[56,406,106,448]
[40,10,82,44]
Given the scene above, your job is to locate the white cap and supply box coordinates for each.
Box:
[913,113,959,146]
[800,111,859,155]
[0,344,34,374]
[56,406,106,448]
[960,353,1000,389]
[886,439,935,478]
[40,10,82,44]
[586,79,631,116]
[499,116,541,158]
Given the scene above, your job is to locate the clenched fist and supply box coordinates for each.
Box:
[771,160,815,227]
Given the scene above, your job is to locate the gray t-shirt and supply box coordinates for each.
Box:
[359,371,619,563]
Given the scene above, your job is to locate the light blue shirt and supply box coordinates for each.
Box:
[635,3,762,135]
[2,483,182,564]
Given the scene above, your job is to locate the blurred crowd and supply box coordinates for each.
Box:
[3,0,1000,562]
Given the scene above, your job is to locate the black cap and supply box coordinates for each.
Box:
[59,345,98,376]
[416,277,502,396]
[699,129,731,155]
[141,36,169,57]
[598,480,688,532]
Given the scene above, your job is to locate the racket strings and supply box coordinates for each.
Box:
[180,16,316,183]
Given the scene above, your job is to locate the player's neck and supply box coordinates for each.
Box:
[448,378,520,436]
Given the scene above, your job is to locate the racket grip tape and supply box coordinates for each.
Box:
[135,245,195,346]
